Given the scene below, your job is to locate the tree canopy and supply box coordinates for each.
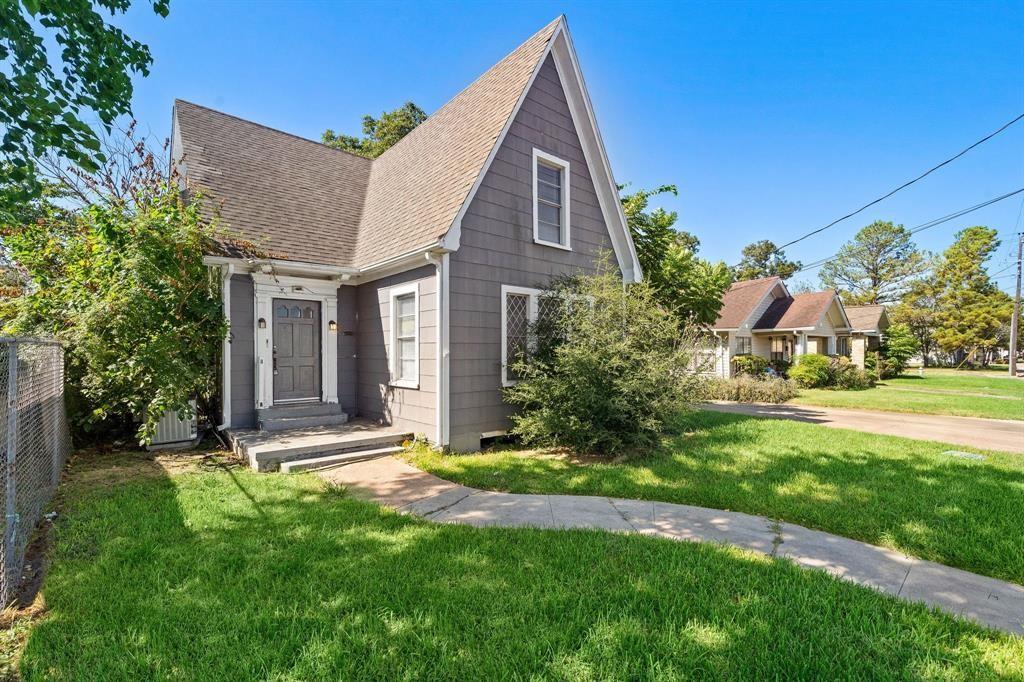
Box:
[620,185,731,326]
[322,102,427,158]
[732,240,801,281]
[0,129,235,443]
[931,226,1012,359]
[0,0,168,217]
[819,220,927,304]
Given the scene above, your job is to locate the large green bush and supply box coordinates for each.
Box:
[879,323,919,378]
[789,354,832,387]
[732,354,769,376]
[791,354,873,390]
[701,375,796,403]
[831,356,874,389]
[504,263,702,455]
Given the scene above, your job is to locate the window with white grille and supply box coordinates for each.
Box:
[389,283,419,388]
[736,336,752,355]
[533,149,570,249]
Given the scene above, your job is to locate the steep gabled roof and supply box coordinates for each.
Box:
[173,18,561,269]
[173,100,372,266]
[753,290,838,330]
[844,304,889,333]
[713,277,781,329]
[354,17,560,266]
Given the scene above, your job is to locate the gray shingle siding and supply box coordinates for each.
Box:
[228,274,256,428]
[447,54,617,451]
[356,265,437,435]
[337,285,358,415]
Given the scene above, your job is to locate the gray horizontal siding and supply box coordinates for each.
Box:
[356,265,437,436]
[448,54,617,451]
[228,274,256,428]
[337,285,358,415]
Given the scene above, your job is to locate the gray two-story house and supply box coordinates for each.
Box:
[171,16,642,466]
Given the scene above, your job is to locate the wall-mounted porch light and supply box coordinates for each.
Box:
[328,320,338,332]
[258,318,267,329]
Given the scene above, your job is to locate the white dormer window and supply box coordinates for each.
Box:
[533,149,571,250]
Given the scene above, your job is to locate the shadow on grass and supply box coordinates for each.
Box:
[17,454,1022,679]
[420,411,1024,583]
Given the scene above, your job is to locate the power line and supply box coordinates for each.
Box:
[735,112,1024,266]
[792,187,1024,275]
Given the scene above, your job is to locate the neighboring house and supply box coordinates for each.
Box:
[708,277,856,377]
[170,17,642,452]
[839,304,890,368]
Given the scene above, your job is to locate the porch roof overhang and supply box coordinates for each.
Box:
[202,239,452,284]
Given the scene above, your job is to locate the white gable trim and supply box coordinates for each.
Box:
[734,279,790,332]
[817,294,853,331]
[440,18,643,283]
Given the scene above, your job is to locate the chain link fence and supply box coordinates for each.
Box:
[0,338,71,605]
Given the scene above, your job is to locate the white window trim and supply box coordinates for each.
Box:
[532,148,571,250]
[389,282,420,389]
[501,285,542,387]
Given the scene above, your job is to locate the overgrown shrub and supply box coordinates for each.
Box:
[831,356,874,389]
[0,130,246,443]
[504,262,702,455]
[789,354,832,388]
[701,375,797,403]
[732,354,769,376]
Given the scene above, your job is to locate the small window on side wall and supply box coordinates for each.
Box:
[736,336,752,355]
[533,149,570,250]
[389,283,419,389]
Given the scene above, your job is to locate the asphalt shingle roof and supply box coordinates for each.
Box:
[844,304,888,332]
[713,277,780,329]
[753,290,837,330]
[174,17,561,268]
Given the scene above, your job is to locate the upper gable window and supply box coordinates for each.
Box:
[532,149,571,250]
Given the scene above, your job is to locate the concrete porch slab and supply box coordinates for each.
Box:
[228,418,412,471]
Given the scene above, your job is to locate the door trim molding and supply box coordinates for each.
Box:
[252,273,338,409]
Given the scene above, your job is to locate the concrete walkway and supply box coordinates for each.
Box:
[704,401,1024,453]
[321,456,1024,635]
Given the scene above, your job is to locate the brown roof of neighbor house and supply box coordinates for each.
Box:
[173,17,561,268]
[713,277,781,329]
[753,290,838,330]
[844,304,888,332]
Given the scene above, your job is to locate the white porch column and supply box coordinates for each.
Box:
[796,332,808,358]
[827,336,836,355]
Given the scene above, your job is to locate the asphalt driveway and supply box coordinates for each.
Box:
[703,401,1024,454]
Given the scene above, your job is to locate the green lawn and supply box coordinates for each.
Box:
[407,411,1024,584]
[791,368,1024,420]
[15,453,1023,679]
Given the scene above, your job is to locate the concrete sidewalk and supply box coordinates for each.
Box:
[321,456,1024,635]
[703,401,1024,453]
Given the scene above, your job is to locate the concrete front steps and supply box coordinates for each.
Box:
[229,419,413,472]
[279,446,405,473]
[257,402,349,431]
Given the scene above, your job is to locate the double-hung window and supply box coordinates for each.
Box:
[736,336,752,355]
[770,336,788,362]
[533,149,570,249]
[389,283,419,388]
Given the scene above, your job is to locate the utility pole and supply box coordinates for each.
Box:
[1010,232,1023,377]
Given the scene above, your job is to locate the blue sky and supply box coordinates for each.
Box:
[117,0,1023,291]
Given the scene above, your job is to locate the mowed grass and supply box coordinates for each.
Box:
[407,411,1024,584]
[17,453,1024,679]
[791,368,1024,420]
